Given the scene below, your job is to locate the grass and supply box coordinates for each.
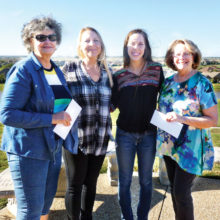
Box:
[0,198,7,210]
[213,83,220,91]
[0,84,4,92]
[0,151,7,172]
[0,123,7,209]
[210,99,220,146]
[100,157,108,173]
[217,99,220,127]
[211,128,220,147]
[202,162,220,179]
[0,124,8,172]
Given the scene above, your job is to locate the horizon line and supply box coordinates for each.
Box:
[0,55,220,59]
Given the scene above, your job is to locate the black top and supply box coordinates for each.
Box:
[112,62,164,133]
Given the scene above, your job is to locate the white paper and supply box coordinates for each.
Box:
[150,110,183,138]
[53,99,81,140]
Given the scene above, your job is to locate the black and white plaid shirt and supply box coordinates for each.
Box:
[62,61,112,155]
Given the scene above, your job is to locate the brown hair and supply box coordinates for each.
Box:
[165,39,202,70]
[123,29,153,68]
[77,27,113,87]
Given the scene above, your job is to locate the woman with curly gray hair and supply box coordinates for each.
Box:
[0,16,72,220]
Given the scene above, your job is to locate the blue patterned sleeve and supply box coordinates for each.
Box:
[199,77,217,110]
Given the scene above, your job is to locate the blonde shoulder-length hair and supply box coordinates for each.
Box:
[77,27,113,87]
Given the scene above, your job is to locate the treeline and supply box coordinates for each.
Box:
[0,63,13,83]
[201,59,220,65]
[0,58,66,83]
[0,57,220,84]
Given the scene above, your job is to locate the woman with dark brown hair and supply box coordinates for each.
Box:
[112,29,164,220]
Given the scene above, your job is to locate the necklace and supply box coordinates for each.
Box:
[175,70,196,83]
[128,61,146,76]
[82,62,100,82]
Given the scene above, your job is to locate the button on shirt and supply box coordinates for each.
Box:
[156,72,217,175]
[62,61,112,156]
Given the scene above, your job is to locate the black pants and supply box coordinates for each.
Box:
[63,148,105,220]
[163,156,196,220]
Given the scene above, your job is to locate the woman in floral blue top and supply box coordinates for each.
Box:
[156,39,218,220]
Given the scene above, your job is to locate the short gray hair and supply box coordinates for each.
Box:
[21,16,62,53]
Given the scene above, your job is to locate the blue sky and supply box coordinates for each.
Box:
[0,0,220,57]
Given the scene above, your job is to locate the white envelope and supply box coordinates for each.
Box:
[150,110,183,138]
[53,99,81,140]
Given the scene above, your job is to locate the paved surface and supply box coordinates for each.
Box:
[0,148,220,220]
[0,172,220,220]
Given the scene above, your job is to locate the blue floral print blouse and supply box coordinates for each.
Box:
[156,72,217,175]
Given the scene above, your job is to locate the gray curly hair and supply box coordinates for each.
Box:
[21,16,62,53]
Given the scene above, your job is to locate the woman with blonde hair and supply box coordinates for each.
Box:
[62,27,113,220]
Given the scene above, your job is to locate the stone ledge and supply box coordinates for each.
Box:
[0,168,14,199]
[0,152,119,199]
[0,165,67,199]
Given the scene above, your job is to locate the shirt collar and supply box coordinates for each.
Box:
[30,52,58,71]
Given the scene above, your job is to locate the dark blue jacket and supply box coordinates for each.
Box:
[0,53,78,160]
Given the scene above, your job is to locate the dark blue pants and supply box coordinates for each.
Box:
[116,128,156,220]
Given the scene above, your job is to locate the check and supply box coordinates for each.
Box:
[53,99,82,140]
[150,110,183,138]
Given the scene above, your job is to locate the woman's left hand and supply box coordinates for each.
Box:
[166,104,218,128]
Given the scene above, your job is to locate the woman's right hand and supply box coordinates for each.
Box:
[52,111,72,126]
[166,111,184,123]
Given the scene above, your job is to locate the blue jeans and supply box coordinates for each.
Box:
[7,150,61,220]
[116,128,156,220]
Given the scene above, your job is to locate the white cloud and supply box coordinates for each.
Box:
[10,10,24,17]
[171,32,183,39]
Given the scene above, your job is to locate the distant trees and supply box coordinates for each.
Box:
[0,74,6,83]
[0,63,13,83]
[201,59,220,65]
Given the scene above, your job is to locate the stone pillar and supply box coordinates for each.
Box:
[7,198,17,217]
[55,159,67,197]
[6,158,67,218]
[107,154,118,186]
[159,158,170,186]
[106,141,118,186]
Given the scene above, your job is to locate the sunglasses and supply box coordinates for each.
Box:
[34,34,57,42]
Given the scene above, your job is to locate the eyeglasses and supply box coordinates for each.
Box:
[34,34,57,42]
[174,52,192,58]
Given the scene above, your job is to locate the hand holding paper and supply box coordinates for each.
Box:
[53,99,81,140]
[150,110,183,138]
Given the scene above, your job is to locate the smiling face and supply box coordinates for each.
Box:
[31,28,57,57]
[173,43,194,72]
[127,33,146,62]
[80,30,102,60]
